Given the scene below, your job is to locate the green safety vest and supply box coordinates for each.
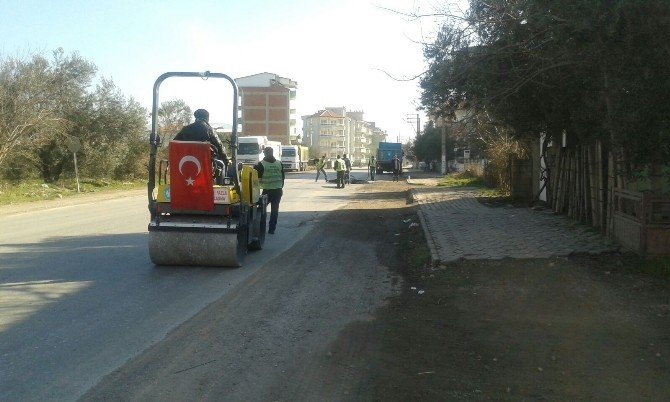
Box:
[260,160,283,189]
[317,159,325,169]
[335,159,345,171]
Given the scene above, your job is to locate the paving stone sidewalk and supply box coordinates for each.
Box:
[411,185,619,263]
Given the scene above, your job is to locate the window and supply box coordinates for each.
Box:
[238,143,260,155]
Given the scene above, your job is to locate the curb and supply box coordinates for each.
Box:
[410,189,441,267]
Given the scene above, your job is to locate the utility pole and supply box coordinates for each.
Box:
[67,136,82,192]
[441,124,447,175]
[405,113,421,137]
[416,114,420,137]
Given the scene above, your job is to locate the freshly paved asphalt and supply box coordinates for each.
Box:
[409,178,618,264]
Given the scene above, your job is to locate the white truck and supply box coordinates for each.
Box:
[237,136,282,166]
[281,145,310,171]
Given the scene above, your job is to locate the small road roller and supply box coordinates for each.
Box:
[147,71,267,267]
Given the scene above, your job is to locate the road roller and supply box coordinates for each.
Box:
[146,71,267,267]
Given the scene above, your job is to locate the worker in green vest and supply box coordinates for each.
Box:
[254,147,285,234]
[334,154,346,189]
[315,155,328,182]
[368,155,376,181]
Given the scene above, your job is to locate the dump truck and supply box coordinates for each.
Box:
[281,145,309,171]
[147,71,267,267]
[376,141,403,174]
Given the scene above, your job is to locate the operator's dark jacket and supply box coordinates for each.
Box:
[174,119,229,165]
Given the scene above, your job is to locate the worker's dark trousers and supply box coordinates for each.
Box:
[369,167,375,181]
[336,171,345,188]
[263,188,282,233]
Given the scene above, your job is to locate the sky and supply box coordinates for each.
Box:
[0,0,457,143]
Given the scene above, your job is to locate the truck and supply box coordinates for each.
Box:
[376,142,403,174]
[281,145,310,171]
[237,136,282,166]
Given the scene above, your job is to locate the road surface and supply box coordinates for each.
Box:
[0,170,359,401]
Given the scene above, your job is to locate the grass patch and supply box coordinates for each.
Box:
[437,171,485,188]
[407,235,432,268]
[0,179,144,206]
[476,188,506,198]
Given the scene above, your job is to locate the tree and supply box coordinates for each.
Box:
[420,0,670,178]
[33,49,98,182]
[79,78,147,179]
[0,49,95,174]
[0,48,151,182]
[412,121,453,164]
[158,99,191,138]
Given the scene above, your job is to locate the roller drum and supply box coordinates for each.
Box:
[148,229,246,267]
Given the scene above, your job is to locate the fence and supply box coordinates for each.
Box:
[612,189,670,256]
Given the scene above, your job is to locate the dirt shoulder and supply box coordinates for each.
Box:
[0,189,145,217]
[80,178,669,401]
[357,181,669,401]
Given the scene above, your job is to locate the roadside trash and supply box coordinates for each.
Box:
[409,223,419,228]
[410,287,425,295]
[403,218,412,223]
[394,233,400,236]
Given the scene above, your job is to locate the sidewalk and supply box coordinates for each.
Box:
[409,178,618,264]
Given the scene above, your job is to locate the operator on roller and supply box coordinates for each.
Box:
[174,108,229,168]
[254,147,285,234]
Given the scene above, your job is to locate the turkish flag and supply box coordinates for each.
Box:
[169,141,214,211]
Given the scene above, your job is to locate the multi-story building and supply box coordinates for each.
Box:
[346,111,382,166]
[302,107,386,165]
[302,109,347,160]
[235,72,298,144]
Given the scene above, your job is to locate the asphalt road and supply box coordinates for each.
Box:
[0,170,359,401]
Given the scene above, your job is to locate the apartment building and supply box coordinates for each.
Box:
[235,72,298,144]
[302,109,347,160]
[302,107,387,165]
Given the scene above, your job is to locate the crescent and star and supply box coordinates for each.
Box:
[178,155,202,186]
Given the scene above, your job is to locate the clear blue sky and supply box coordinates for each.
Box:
[1,0,453,141]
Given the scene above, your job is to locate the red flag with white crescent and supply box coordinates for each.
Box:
[169,141,214,211]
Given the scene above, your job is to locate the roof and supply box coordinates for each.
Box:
[319,110,341,118]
